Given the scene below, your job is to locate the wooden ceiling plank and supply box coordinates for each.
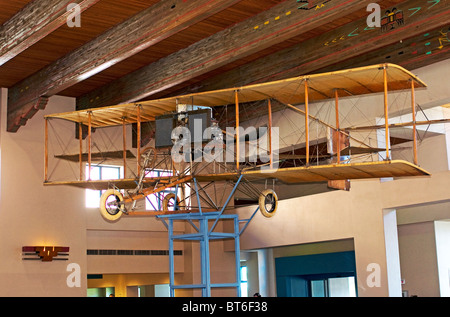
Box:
[75,0,379,110]
[6,0,242,132]
[0,0,100,66]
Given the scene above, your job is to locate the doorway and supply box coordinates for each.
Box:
[275,251,357,297]
[87,287,115,297]
[310,276,356,297]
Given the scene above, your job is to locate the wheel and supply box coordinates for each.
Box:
[99,189,125,221]
[258,189,278,218]
[162,193,180,212]
[140,147,157,169]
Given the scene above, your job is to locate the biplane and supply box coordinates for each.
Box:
[43,63,432,222]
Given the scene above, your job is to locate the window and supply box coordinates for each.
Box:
[85,164,122,208]
[240,266,248,297]
[310,276,356,297]
[311,279,327,297]
[145,169,176,211]
[144,169,189,211]
[85,165,188,211]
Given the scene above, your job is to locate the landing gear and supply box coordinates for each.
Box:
[259,189,278,218]
[162,193,180,212]
[99,189,126,221]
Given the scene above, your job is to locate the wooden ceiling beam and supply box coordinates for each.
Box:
[74,0,378,110]
[6,0,241,132]
[0,0,100,66]
[179,0,449,94]
[316,25,450,74]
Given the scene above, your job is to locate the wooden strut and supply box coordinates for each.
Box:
[122,175,193,204]
[88,111,92,180]
[44,118,48,182]
[137,105,141,177]
[268,99,273,168]
[411,79,418,165]
[335,89,340,164]
[383,66,390,160]
[79,123,83,181]
[345,119,450,131]
[304,80,310,164]
[122,118,127,178]
[235,90,240,170]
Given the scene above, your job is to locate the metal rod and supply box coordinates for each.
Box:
[383,66,390,160]
[335,89,341,164]
[239,206,260,235]
[44,118,48,182]
[304,80,310,164]
[193,178,203,215]
[171,284,206,290]
[195,181,220,211]
[188,219,200,232]
[411,79,418,165]
[201,217,211,297]
[234,216,241,297]
[168,219,175,297]
[209,174,243,235]
[174,184,179,210]
[136,105,141,176]
[283,102,372,148]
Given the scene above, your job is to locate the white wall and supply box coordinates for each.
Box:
[396,201,450,297]
[435,220,450,297]
[0,90,87,296]
[0,89,193,296]
[398,221,440,297]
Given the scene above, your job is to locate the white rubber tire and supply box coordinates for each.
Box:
[162,193,180,212]
[99,189,125,221]
[258,189,278,218]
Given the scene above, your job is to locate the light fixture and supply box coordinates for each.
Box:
[22,246,70,262]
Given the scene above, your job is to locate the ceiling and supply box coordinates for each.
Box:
[0,0,449,132]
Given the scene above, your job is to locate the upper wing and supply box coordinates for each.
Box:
[44,63,426,128]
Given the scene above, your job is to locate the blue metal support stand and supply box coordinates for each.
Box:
[157,175,260,297]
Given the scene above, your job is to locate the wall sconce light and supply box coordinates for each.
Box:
[22,246,70,262]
